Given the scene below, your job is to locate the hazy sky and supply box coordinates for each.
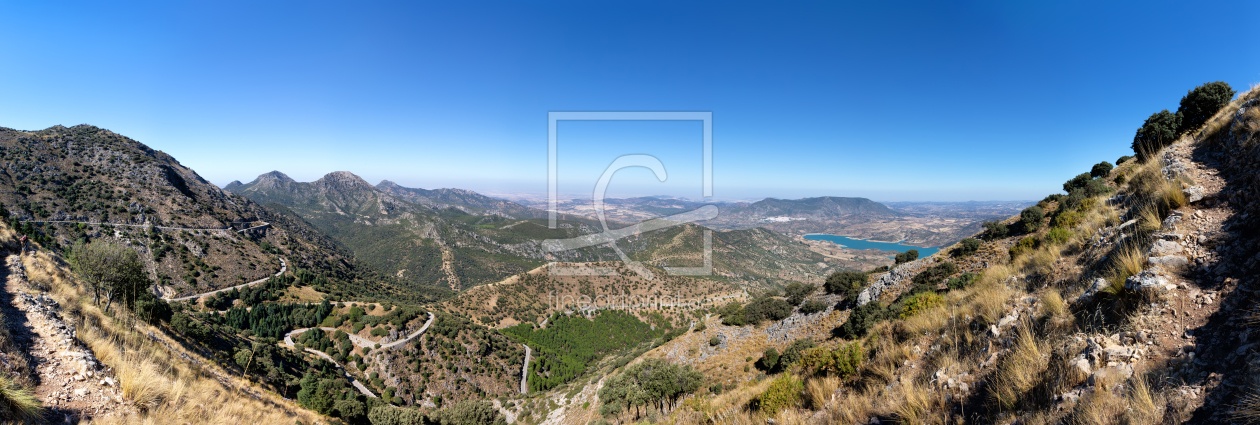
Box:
[2,1,1258,201]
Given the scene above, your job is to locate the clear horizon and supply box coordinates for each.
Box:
[3,1,1258,202]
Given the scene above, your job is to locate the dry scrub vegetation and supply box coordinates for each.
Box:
[18,245,324,424]
[616,85,1260,425]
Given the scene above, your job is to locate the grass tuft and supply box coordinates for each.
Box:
[0,374,42,422]
[989,321,1048,411]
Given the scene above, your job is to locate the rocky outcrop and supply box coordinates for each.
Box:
[857,257,931,306]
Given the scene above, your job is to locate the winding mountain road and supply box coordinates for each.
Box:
[520,344,531,394]
[282,312,435,397]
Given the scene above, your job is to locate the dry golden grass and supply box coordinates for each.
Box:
[0,374,42,422]
[967,276,1016,326]
[19,250,325,425]
[1104,243,1146,296]
[893,378,945,425]
[819,388,876,424]
[804,376,840,410]
[990,321,1049,411]
[1123,375,1162,424]
[1040,288,1065,320]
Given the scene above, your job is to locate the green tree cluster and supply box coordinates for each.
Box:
[597,358,702,420]
[1176,81,1235,135]
[783,282,815,306]
[982,221,1009,240]
[823,270,866,305]
[1020,205,1044,232]
[893,249,919,265]
[504,310,665,392]
[953,238,982,257]
[1090,161,1114,178]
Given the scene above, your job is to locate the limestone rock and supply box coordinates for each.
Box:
[1080,278,1111,301]
[1185,185,1206,203]
[1071,358,1092,377]
[1149,240,1184,256]
[1125,269,1170,291]
[1149,255,1190,267]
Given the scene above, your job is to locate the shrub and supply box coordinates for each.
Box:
[1176,81,1236,135]
[953,238,981,257]
[744,296,793,324]
[758,347,780,371]
[894,249,920,265]
[799,299,827,314]
[1063,173,1093,193]
[1132,110,1181,161]
[709,336,721,347]
[755,375,803,415]
[1091,161,1114,178]
[779,338,816,370]
[800,342,864,378]
[908,262,957,295]
[952,237,982,256]
[783,282,816,306]
[368,406,428,425]
[718,301,745,326]
[946,272,978,291]
[824,270,867,304]
[982,221,1008,240]
[1045,227,1072,245]
[1052,210,1081,229]
[835,302,889,339]
[430,399,509,425]
[1008,237,1037,258]
[900,292,943,319]
[1117,155,1134,165]
[1082,178,1111,197]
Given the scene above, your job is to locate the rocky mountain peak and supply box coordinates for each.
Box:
[316,171,374,191]
[258,170,295,183]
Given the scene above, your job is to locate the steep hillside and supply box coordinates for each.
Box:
[513,83,1260,425]
[228,171,615,291]
[0,220,326,423]
[437,262,744,329]
[0,125,433,304]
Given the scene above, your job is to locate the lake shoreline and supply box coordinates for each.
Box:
[802,234,941,257]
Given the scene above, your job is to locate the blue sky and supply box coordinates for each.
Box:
[2,1,1257,201]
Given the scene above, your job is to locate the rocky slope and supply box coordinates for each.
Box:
[528,85,1260,425]
[0,125,432,304]
[228,170,609,291]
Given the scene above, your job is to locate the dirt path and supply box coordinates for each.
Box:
[0,253,130,423]
[1139,138,1260,421]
